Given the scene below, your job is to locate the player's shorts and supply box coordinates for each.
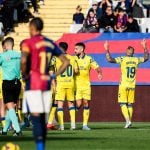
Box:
[55,86,74,101]
[118,86,135,104]
[23,90,52,113]
[2,79,21,104]
[0,83,3,100]
[76,87,91,101]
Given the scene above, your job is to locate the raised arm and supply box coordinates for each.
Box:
[104,41,116,63]
[141,39,149,62]
[96,67,103,80]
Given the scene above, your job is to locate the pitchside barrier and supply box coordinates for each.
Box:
[56,33,150,122]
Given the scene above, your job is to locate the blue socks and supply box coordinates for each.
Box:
[31,114,46,150]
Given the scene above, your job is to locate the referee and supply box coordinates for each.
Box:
[0,37,21,136]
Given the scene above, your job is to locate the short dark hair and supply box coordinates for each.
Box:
[118,7,125,13]
[75,42,86,50]
[29,17,44,31]
[4,37,14,47]
[128,46,134,51]
[59,42,68,52]
[128,14,134,19]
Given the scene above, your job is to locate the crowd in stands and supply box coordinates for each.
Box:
[0,0,44,37]
[73,0,150,33]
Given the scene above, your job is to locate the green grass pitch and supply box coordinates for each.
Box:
[0,122,150,150]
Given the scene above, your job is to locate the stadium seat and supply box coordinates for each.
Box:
[70,24,83,33]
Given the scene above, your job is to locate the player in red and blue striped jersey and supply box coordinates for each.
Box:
[21,17,69,150]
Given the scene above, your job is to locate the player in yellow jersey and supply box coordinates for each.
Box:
[74,42,102,130]
[53,42,78,130]
[104,39,149,128]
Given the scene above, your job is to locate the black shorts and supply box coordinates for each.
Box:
[2,79,21,104]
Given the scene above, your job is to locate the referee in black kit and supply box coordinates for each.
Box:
[0,37,22,136]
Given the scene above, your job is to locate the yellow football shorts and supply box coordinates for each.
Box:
[55,86,75,101]
[118,86,135,104]
[76,87,91,101]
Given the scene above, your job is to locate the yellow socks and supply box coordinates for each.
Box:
[127,104,133,120]
[18,109,24,123]
[69,107,75,126]
[1,118,5,128]
[57,108,64,127]
[83,107,90,126]
[120,104,130,122]
[48,104,57,124]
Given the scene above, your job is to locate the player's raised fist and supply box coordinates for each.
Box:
[104,41,109,51]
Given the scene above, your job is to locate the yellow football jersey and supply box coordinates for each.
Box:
[53,54,78,88]
[115,56,144,88]
[75,55,99,88]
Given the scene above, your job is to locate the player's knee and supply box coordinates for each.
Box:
[52,103,58,107]
[127,103,133,107]
[83,101,89,107]
[119,103,127,107]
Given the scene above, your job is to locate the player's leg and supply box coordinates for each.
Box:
[2,80,21,135]
[127,88,135,123]
[57,100,64,130]
[47,104,57,129]
[0,99,5,128]
[47,92,57,130]
[75,88,83,110]
[55,87,65,130]
[67,88,76,130]
[82,88,91,130]
[23,90,50,150]
[118,86,131,128]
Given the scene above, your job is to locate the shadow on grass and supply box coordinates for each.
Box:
[0,136,105,142]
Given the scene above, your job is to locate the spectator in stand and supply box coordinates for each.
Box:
[78,10,98,33]
[114,8,127,32]
[31,0,39,14]
[99,0,113,14]
[126,14,140,32]
[73,5,84,24]
[98,6,116,33]
[2,0,15,33]
[88,1,103,19]
[131,0,144,18]
[115,0,131,13]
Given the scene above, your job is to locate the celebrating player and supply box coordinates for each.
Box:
[21,17,69,150]
[54,42,78,130]
[104,39,149,128]
[75,42,102,130]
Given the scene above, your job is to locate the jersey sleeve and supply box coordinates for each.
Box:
[90,57,99,69]
[138,57,145,64]
[21,40,31,54]
[115,57,123,64]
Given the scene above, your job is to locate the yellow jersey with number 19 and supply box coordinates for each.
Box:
[54,54,78,88]
[75,55,99,89]
[115,56,144,88]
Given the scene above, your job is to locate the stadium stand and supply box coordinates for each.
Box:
[70,0,150,34]
[1,0,88,50]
